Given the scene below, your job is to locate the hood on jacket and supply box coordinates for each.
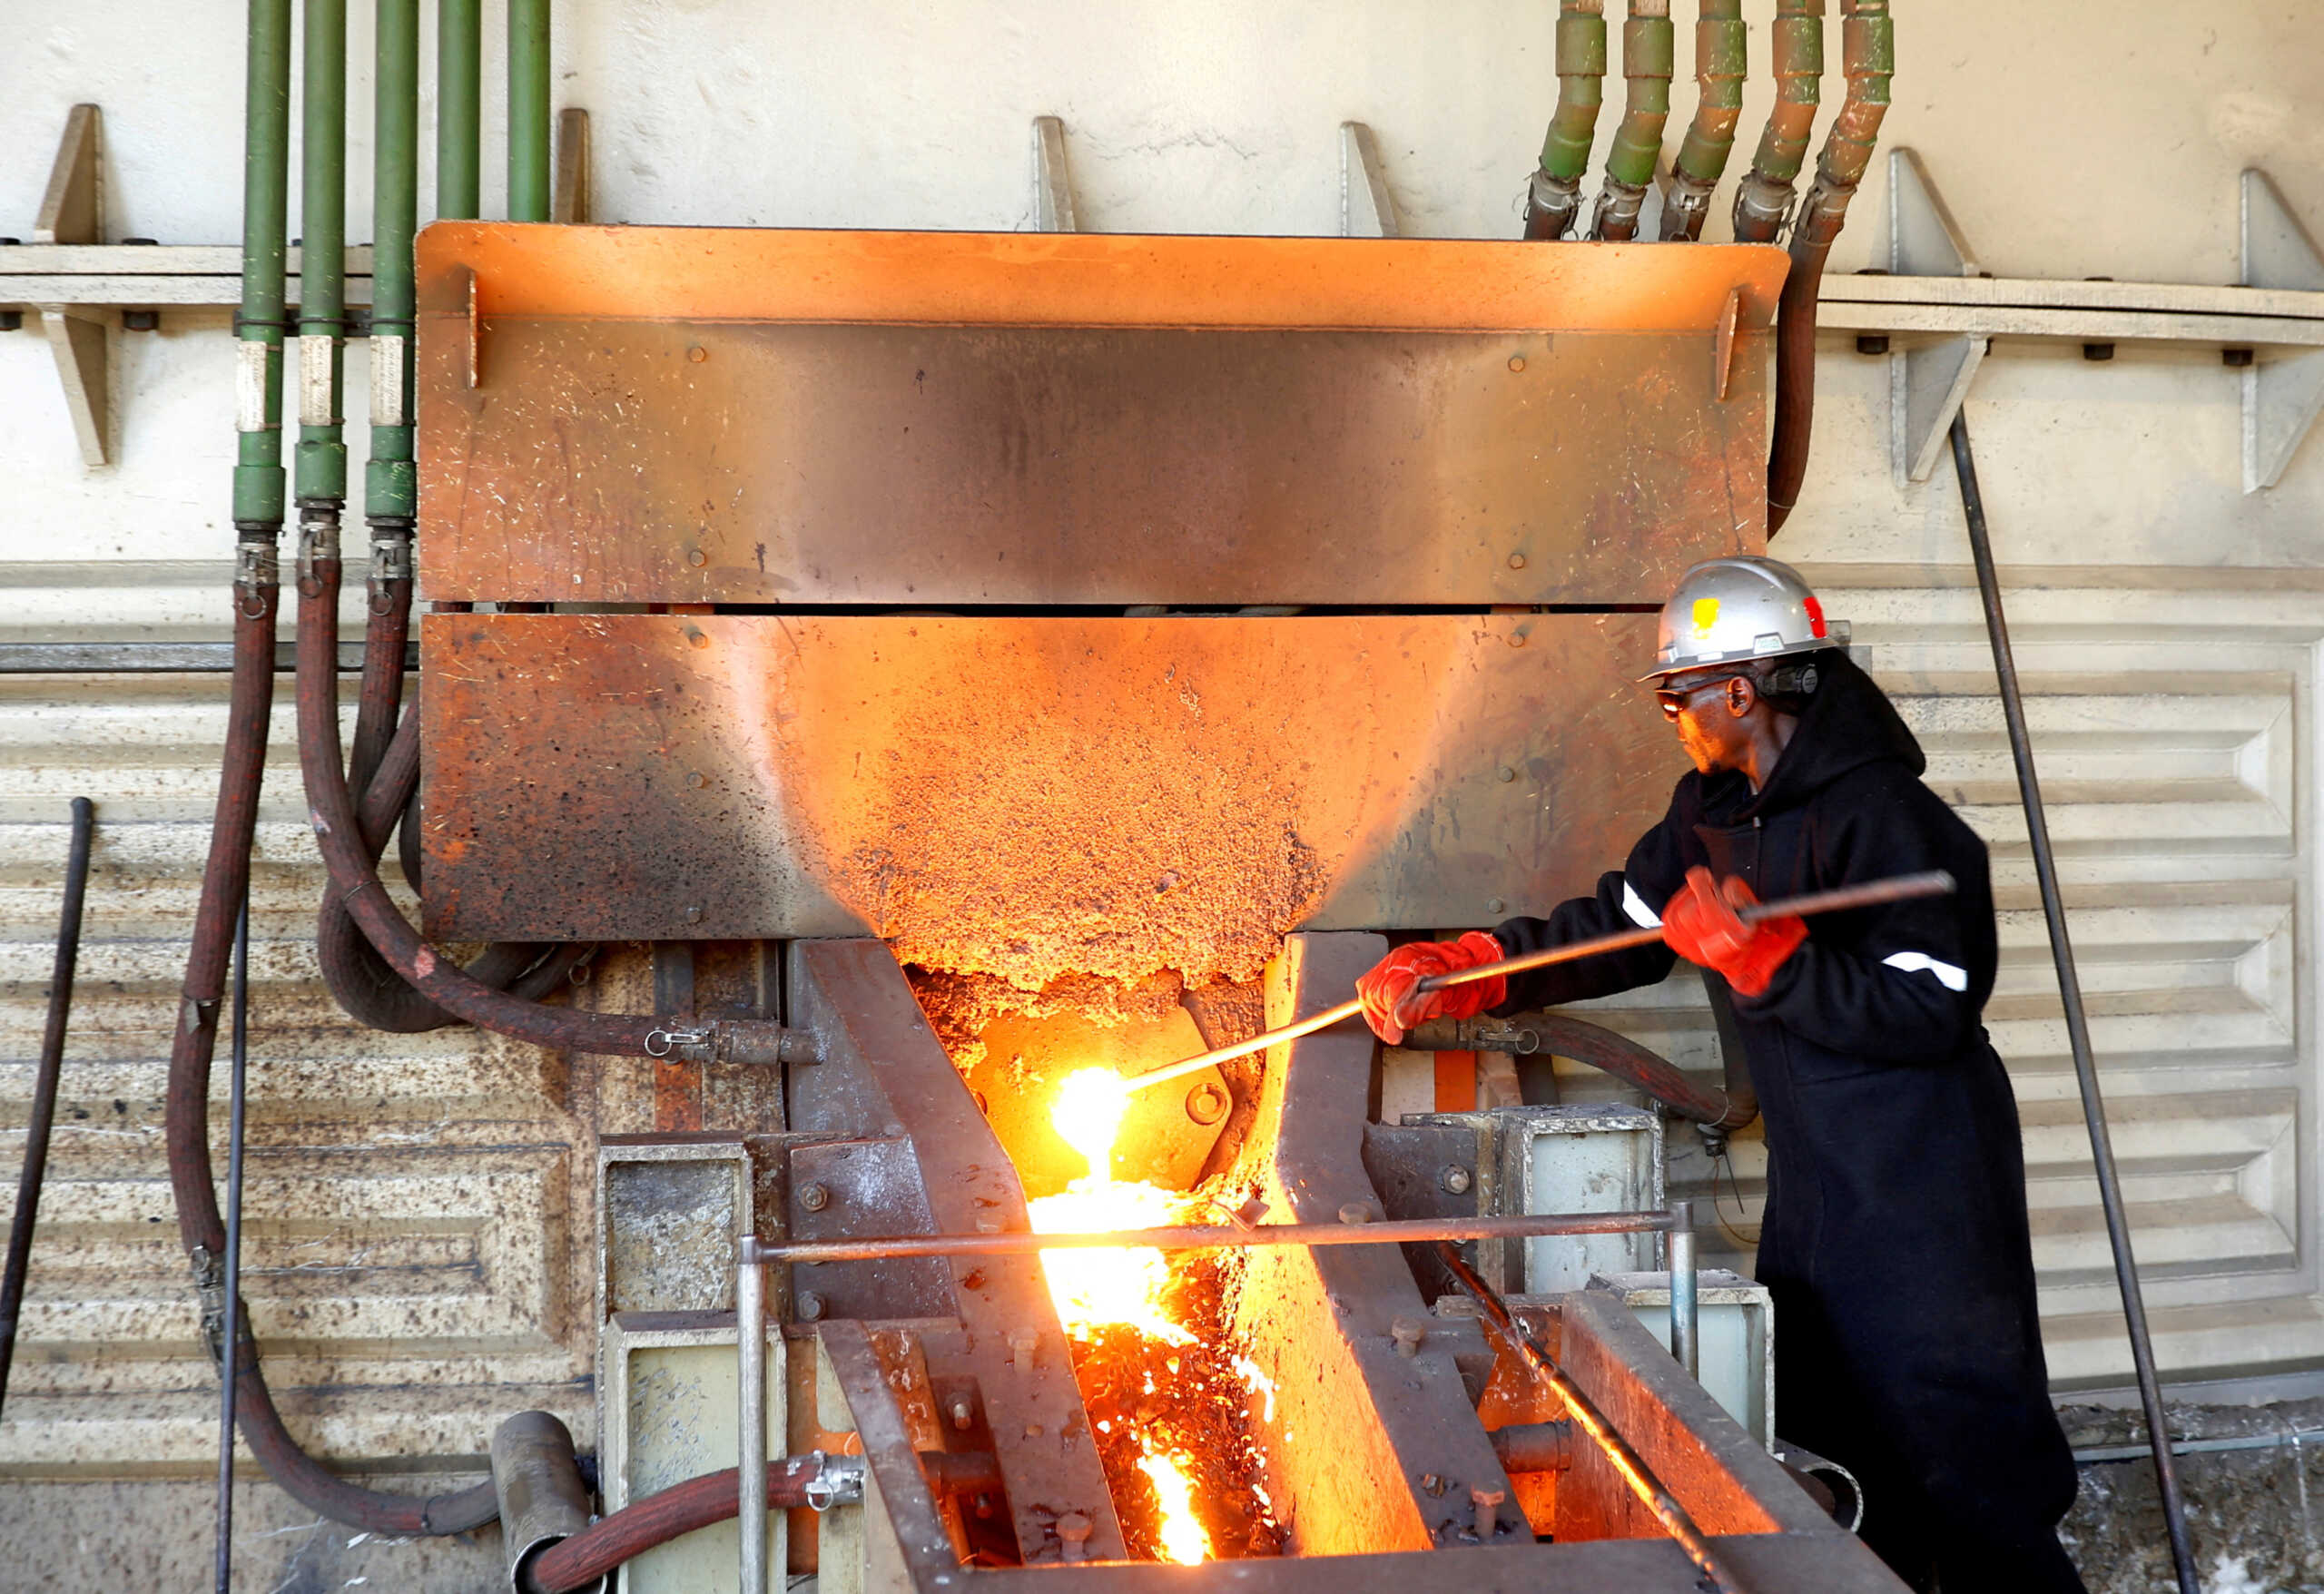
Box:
[1704,650,1925,825]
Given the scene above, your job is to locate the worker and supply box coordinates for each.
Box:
[1356,556,2083,1592]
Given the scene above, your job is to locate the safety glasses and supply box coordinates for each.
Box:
[1654,675,1740,722]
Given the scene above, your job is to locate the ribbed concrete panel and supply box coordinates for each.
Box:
[0,566,600,1484]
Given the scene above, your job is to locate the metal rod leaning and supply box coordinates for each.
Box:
[0,796,95,1417]
[1436,1240,1738,1593]
[1668,1198,1699,1379]
[214,895,251,1593]
[1128,869,1955,1095]
[1948,413,2200,1594]
[736,1235,769,1594]
[761,1209,1678,1267]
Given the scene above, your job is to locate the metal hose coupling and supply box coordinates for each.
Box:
[644,1019,822,1068]
[295,503,342,595]
[367,519,414,611]
[803,1450,867,1512]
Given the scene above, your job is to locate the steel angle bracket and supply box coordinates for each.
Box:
[2241,170,2324,492]
[1341,123,1399,238]
[1885,149,1986,486]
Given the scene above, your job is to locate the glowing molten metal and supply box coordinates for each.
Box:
[1025,1067,1215,1562]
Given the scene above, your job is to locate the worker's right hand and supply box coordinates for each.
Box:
[1355,932,1506,1046]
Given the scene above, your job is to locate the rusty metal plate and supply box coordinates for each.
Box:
[419,613,1682,972]
[415,225,1783,606]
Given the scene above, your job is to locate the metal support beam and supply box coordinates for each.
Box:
[33,105,111,467]
[553,107,592,224]
[2240,168,2324,492]
[1883,148,1984,486]
[1031,115,1077,232]
[1339,122,1398,238]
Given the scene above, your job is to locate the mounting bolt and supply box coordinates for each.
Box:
[687,546,709,567]
[687,344,708,363]
[1185,1082,1228,1125]
[1338,1201,1375,1225]
[1506,552,1526,570]
[1507,355,1526,373]
[799,1181,831,1213]
[683,905,703,924]
[1009,1327,1040,1368]
[1472,1485,1507,1538]
[950,1397,974,1432]
[1496,765,1516,782]
[1485,898,1505,916]
[1392,1316,1426,1357]
[1057,1512,1095,1562]
[1440,1165,1472,1196]
[685,771,707,790]
[2225,348,2255,368]
[123,309,160,331]
[796,1290,825,1322]
[1855,334,1889,356]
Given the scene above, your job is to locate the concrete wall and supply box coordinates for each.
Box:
[5,1,2324,1586]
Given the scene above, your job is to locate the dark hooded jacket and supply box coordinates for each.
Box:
[1492,652,2078,1566]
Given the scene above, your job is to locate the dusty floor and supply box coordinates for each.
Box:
[2059,1400,2324,1592]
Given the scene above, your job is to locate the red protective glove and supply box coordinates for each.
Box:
[1355,932,1507,1046]
[1660,866,1806,999]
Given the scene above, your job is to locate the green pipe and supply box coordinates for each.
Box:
[437,0,480,220]
[366,0,419,526]
[1732,0,1823,242]
[508,0,551,221]
[1523,0,1607,241]
[1659,0,1746,241]
[1794,0,1894,242]
[294,0,347,508]
[1590,0,1675,241]
[231,0,293,531]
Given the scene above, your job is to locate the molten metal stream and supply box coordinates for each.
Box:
[1024,1067,1247,1564]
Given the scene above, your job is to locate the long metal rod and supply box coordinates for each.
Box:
[213,895,251,1593]
[1948,412,2201,1594]
[763,1209,1677,1267]
[1435,1241,1738,1592]
[736,1235,768,1594]
[1129,870,1955,1094]
[1668,1198,1699,1379]
[0,797,95,1416]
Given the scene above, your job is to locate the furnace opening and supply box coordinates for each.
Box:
[958,997,1285,1563]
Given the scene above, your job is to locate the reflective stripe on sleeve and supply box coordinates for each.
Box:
[1882,950,1969,992]
[1621,880,1663,930]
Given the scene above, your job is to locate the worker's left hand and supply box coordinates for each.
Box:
[1660,866,1807,998]
[1355,932,1507,1046]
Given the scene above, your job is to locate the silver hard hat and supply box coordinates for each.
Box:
[1640,556,1848,682]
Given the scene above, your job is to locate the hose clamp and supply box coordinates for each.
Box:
[232,541,280,617]
[295,507,341,593]
[190,1245,228,1368]
[644,1025,712,1060]
[805,1451,866,1512]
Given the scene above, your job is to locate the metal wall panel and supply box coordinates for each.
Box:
[414,226,1785,607]
[418,611,1675,979]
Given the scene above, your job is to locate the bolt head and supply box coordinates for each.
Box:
[683,905,703,924]
[687,547,708,567]
[1057,1512,1094,1543]
[687,344,708,363]
[1440,1165,1472,1196]
[1185,1081,1229,1125]
[1485,898,1505,916]
[1496,765,1516,782]
[796,1290,825,1321]
[1507,355,1526,372]
[1506,552,1527,570]
[1338,1201,1376,1225]
[800,1181,831,1212]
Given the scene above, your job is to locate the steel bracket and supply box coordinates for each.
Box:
[33,103,112,467]
[1031,116,1077,232]
[1884,148,1986,486]
[1339,122,1399,238]
[2240,169,2324,491]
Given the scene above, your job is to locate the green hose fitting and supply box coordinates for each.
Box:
[1525,0,1607,241]
[1590,1,1674,241]
[1603,7,1674,189]
[1794,0,1894,250]
[367,0,419,525]
[1732,0,1824,243]
[294,0,347,507]
[232,0,293,532]
[437,0,481,220]
[1661,0,1746,241]
[508,0,551,221]
[1539,3,1609,181]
